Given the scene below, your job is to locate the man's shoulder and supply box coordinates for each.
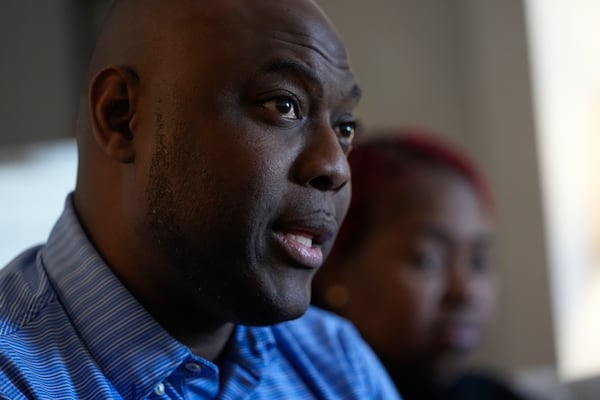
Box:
[265,306,401,399]
[0,245,55,336]
[0,245,121,399]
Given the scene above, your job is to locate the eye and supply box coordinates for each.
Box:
[336,121,356,143]
[262,96,301,120]
[411,250,445,273]
[333,119,358,153]
[471,252,490,274]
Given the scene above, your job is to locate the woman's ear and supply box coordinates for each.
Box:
[313,263,351,309]
[89,66,139,163]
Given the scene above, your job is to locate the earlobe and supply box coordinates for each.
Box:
[323,283,350,309]
[89,66,139,163]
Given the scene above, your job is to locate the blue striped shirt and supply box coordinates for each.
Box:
[0,197,400,399]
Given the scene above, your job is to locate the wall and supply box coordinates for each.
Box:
[0,0,76,144]
[0,0,105,145]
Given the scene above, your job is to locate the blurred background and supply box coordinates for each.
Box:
[1,0,598,398]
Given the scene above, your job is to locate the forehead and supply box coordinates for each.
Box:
[195,0,348,58]
[373,168,492,232]
[155,0,358,97]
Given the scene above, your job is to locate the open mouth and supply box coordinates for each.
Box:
[287,233,313,247]
[273,227,332,269]
[271,210,337,269]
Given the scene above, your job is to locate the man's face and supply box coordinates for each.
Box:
[132,0,360,325]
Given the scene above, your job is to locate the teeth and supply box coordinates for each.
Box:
[289,234,313,247]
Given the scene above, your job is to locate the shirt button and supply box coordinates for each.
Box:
[154,382,165,396]
[185,362,202,372]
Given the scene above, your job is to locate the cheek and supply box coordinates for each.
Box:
[355,270,443,358]
[352,239,440,321]
[392,271,442,327]
[335,184,351,223]
[172,127,275,214]
[473,279,498,322]
[369,267,440,329]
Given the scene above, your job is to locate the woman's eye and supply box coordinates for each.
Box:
[412,251,445,273]
[262,97,300,120]
[471,252,490,274]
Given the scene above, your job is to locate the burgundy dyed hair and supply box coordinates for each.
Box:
[330,128,494,262]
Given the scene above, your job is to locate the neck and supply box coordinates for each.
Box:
[127,271,238,361]
[157,304,236,361]
[122,268,237,362]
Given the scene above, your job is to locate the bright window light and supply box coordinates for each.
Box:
[525,0,600,381]
[0,139,77,267]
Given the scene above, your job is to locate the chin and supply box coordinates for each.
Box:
[235,291,311,326]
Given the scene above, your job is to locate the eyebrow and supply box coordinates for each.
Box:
[261,59,362,102]
[349,84,362,102]
[418,226,453,247]
[417,225,492,249]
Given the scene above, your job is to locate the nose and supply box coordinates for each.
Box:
[293,124,350,191]
[444,263,472,306]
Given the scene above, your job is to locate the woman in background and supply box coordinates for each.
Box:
[313,129,531,400]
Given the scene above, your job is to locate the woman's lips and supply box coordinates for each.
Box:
[440,321,482,352]
[273,230,324,269]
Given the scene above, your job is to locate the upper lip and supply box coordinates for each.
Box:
[439,312,480,327]
[272,211,338,246]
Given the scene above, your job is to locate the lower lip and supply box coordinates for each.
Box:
[444,324,481,351]
[274,232,323,269]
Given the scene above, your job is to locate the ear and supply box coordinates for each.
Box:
[312,262,349,308]
[89,66,139,163]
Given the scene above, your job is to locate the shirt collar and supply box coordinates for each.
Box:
[228,323,276,379]
[41,195,190,398]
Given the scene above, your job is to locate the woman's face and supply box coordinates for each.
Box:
[338,167,496,373]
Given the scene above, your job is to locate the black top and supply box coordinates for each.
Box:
[394,371,533,400]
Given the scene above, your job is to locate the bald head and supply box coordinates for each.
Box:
[83,0,346,91]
